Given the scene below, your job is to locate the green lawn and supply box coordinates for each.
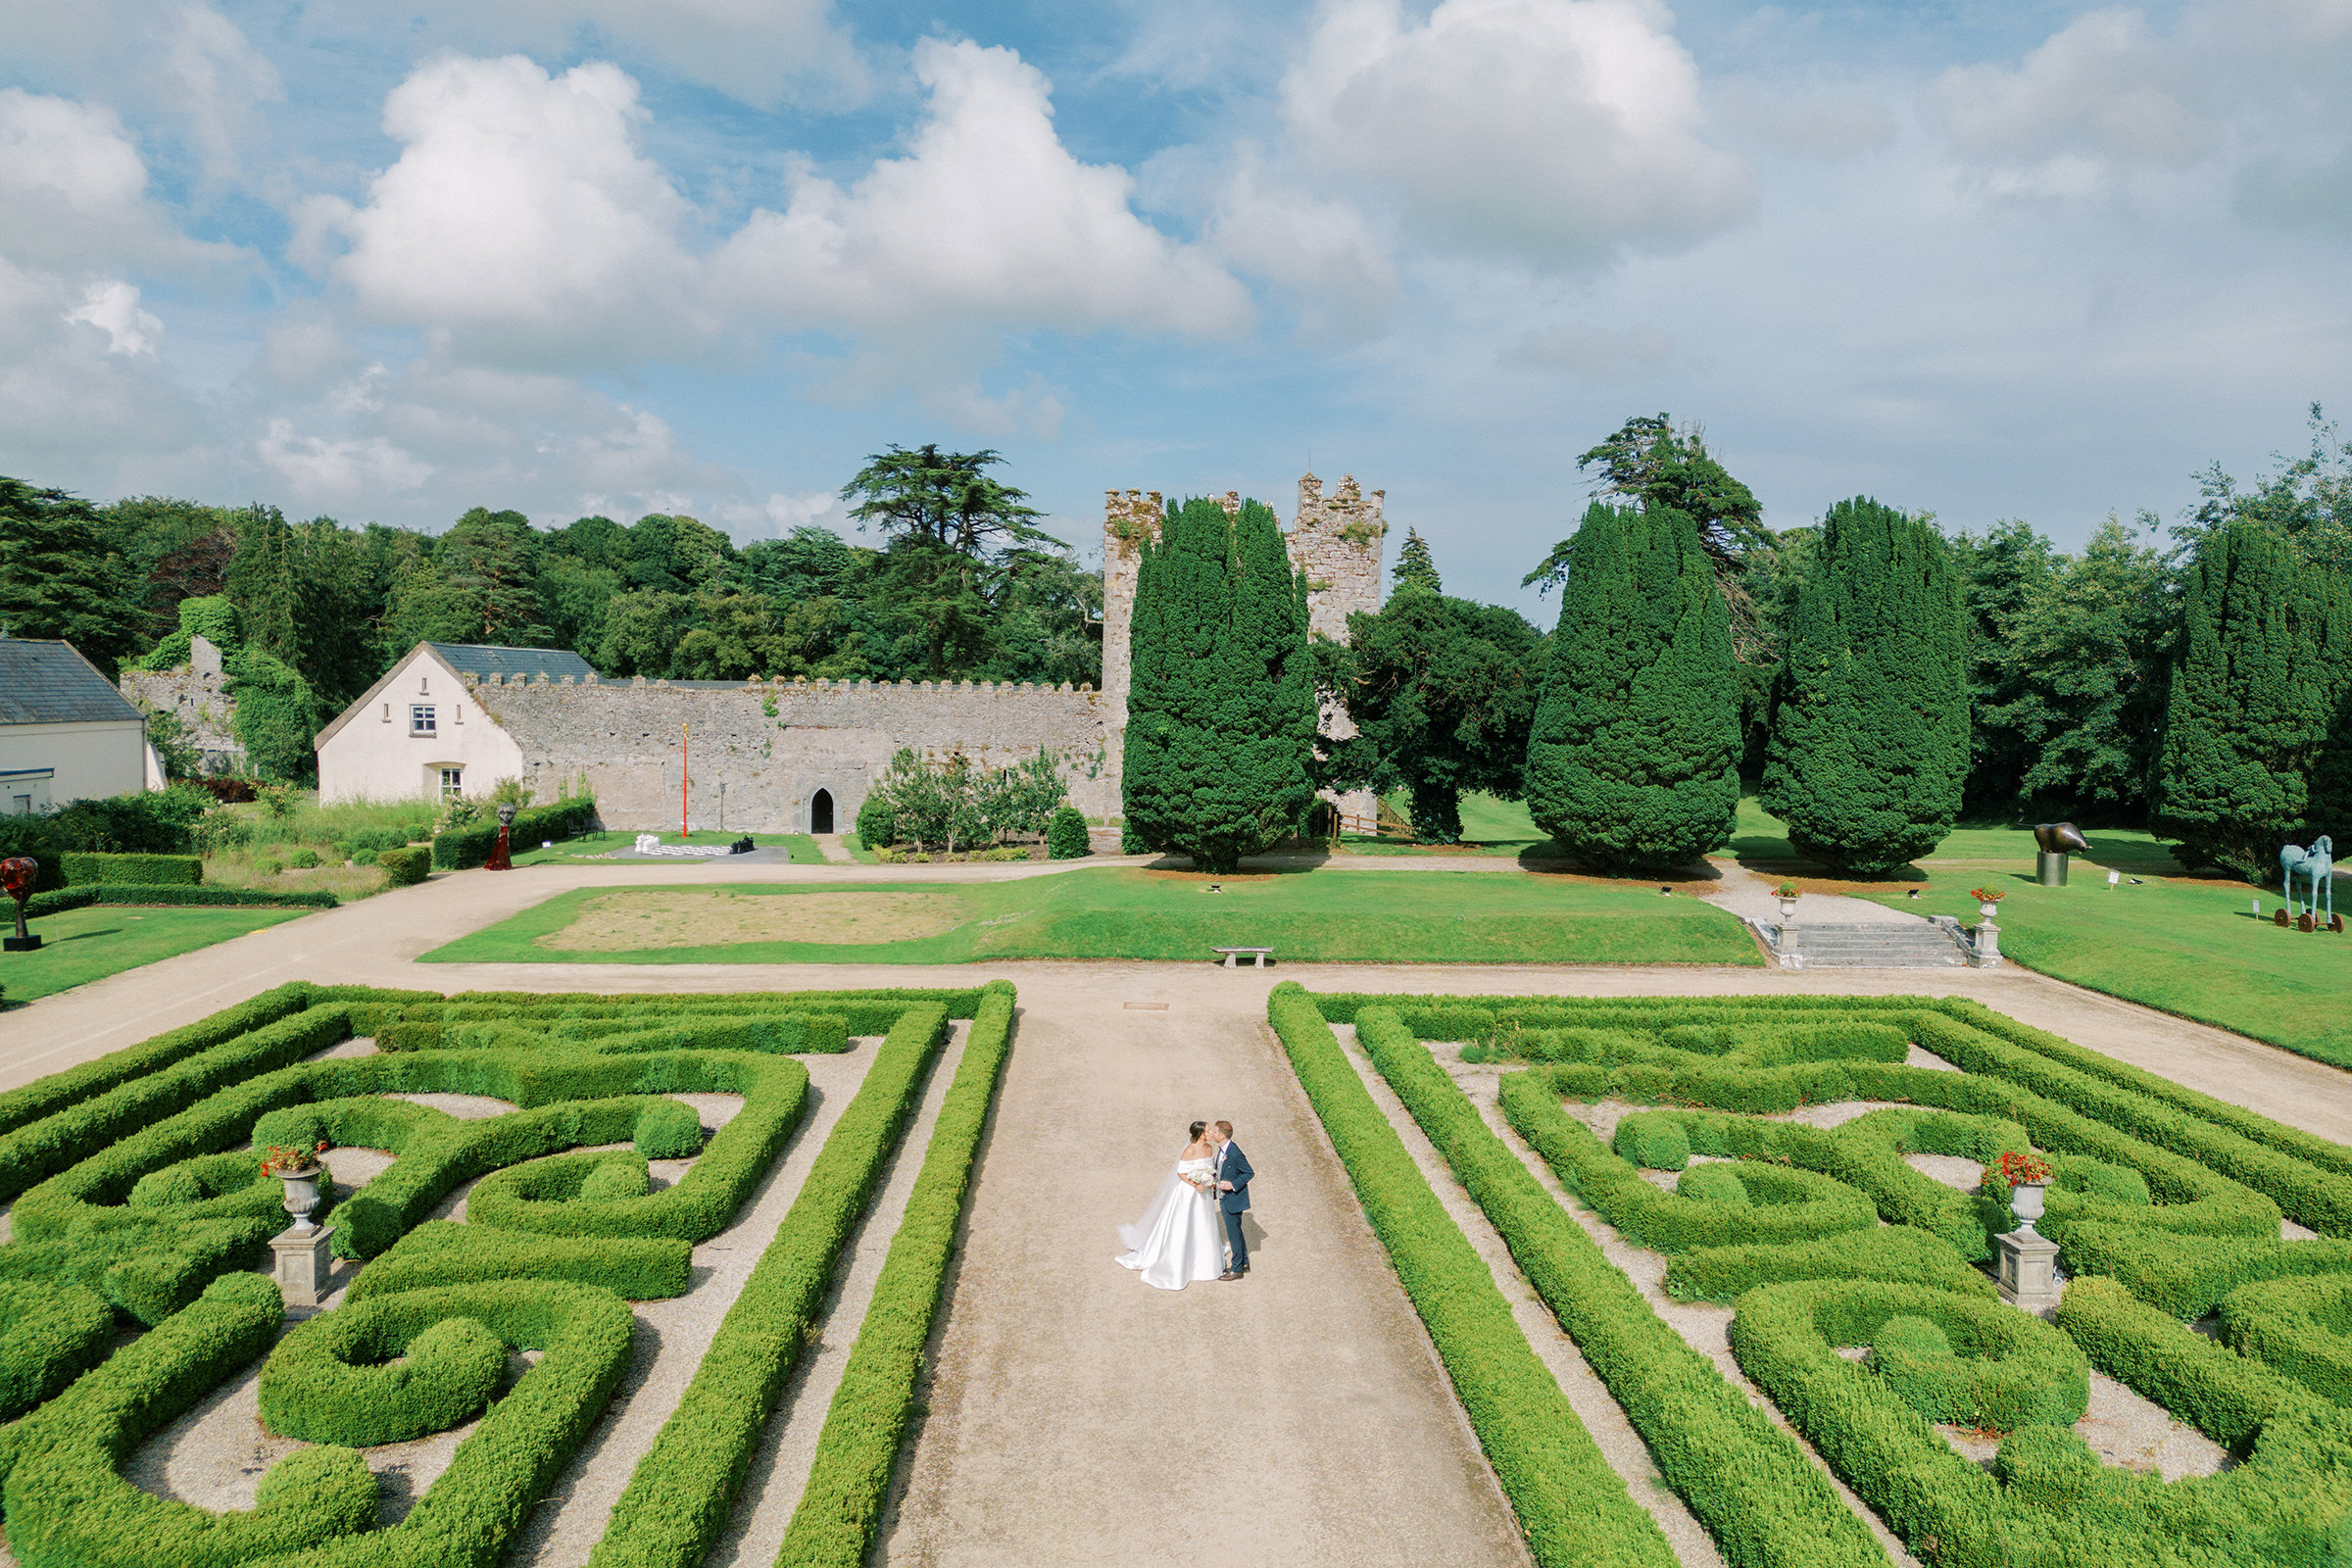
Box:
[1724,795,2183,878]
[1335,792,1559,857]
[1855,868,2352,1070]
[0,905,309,1005]
[421,866,1763,967]
[511,829,827,866]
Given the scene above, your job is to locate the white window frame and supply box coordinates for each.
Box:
[411,705,436,736]
[439,767,464,801]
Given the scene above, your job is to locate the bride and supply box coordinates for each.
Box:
[1114,1120,1226,1290]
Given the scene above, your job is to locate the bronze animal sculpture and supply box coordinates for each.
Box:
[2033,823,2089,855]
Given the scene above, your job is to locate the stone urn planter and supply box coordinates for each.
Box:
[1779,897,1800,924]
[262,1142,332,1235]
[1993,1151,2053,1237]
[2008,1182,2046,1236]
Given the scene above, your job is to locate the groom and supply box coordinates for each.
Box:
[1210,1120,1253,1282]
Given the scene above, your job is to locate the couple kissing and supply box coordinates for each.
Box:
[1114,1118,1253,1290]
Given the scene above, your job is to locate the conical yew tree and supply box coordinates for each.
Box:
[1525,501,1740,868]
[2154,518,2346,878]
[1760,496,1968,874]
[1122,497,1317,872]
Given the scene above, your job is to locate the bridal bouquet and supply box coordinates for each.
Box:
[1182,1169,1218,1198]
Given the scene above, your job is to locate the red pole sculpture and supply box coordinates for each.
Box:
[485,801,515,871]
[1,857,40,953]
[681,722,690,837]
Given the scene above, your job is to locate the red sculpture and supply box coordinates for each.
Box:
[2,857,40,952]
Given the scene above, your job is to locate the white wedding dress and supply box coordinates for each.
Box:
[1115,1154,1226,1290]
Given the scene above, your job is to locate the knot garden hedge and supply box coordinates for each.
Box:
[1268,982,2352,1568]
[0,976,1015,1568]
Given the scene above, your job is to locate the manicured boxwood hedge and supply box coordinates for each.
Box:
[587,1001,955,1568]
[1268,986,1681,1568]
[24,884,338,917]
[377,846,430,886]
[432,796,599,869]
[1348,1004,1885,1568]
[58,852,203,886]
[779,979,1019,1567]
[261,1303,507,1446]
[1315,990,2352,1568]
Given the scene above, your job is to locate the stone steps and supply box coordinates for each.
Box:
[1770,921,1973,969]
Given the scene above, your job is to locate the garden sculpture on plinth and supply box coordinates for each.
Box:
[2032,821,2088,887]
[1,857,39,953]
[2280,835,2335,929]
[486,801,516,871]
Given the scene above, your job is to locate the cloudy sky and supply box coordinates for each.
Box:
[5,0,2349,613]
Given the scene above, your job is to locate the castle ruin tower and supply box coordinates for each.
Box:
[1287,474,1387,830]
[1101,476,1388,835]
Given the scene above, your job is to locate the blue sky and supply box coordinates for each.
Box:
[4,0,2348,617]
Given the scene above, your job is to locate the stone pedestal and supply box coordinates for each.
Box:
[1994,1228,2061,1315]
[270,1224,334,1307]
[1974,917,2002,967]
[2036,850,2069,887]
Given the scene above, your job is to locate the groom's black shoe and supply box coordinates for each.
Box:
[1218,1270,1244,1282]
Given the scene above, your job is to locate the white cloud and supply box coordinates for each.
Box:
[326,55,705,366]
[1204,148,1397,339]
[258,417,434,503]
[1505,321,1670,375]
[711,488,847,542]
[1931,9,2209,177]
[65,280,164,356]
[1280,0,1753,268]
[712,39,1251,340]
[159,3,284,182]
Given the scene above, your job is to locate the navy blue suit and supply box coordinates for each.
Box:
[1215,1140,1254,1271]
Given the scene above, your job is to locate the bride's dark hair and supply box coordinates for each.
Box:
[1189,1120,1207,1141]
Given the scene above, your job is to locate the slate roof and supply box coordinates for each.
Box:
[423,643,597,682]
[0,640,145,726]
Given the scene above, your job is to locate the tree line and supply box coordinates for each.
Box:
[1123,408,2352,880]
[0,445,1100,782]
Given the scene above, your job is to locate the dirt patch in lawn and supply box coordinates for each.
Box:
[539,889,969,950]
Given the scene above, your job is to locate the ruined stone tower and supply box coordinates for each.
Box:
[1101,475,1386,832]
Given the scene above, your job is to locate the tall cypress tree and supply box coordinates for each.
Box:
[1525,502,1740,869]
[1123,497,1316,872]
[2153,519,2342,879]
[1760,497,1968,874]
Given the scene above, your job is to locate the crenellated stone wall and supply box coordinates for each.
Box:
[466,673,1113,833]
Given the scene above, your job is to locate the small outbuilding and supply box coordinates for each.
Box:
[0,638,164,813]
[314,641,596,805]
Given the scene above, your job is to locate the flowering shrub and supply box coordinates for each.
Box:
[1968,886,2006,904]
[1992,1150,2053,1187]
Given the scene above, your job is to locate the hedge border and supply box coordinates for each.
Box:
[777,979,1018,1567]
[1266,985,1679,1568]
[586,1001,955,1568]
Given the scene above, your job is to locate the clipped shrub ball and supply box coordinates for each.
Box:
[378,846,430,887]
[261,1306,508,1446]
[1613,1112,1691,1171]
[632,1098,704,1158]
[252,857,283,877]
[1046,806,1092,859]
[1676,1162,1751,1206]
[286,848,321,870]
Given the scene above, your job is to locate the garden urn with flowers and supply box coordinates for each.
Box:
[1968,886,2006,966]
[263,1142,332,1235]
[1775,882,1800,924]
[1994,1151,2053,1236]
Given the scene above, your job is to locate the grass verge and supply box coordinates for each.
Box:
[420,867,1762,967]
[0,905,307,1005]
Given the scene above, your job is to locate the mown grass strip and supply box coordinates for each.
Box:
[586,1001,954,1568]
[1265,984,1679,1568]
[776,978,1017,1567]
[1345,1003,1886,1568]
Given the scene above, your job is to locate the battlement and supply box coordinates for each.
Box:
[1289,473,1386,641]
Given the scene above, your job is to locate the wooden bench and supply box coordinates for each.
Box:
[1212,947,1274,968]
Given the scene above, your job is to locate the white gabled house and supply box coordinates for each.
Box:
[0,639,164,813]
[314,642,595,805]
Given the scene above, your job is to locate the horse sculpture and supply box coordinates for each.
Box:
[2280,835,2335,926]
